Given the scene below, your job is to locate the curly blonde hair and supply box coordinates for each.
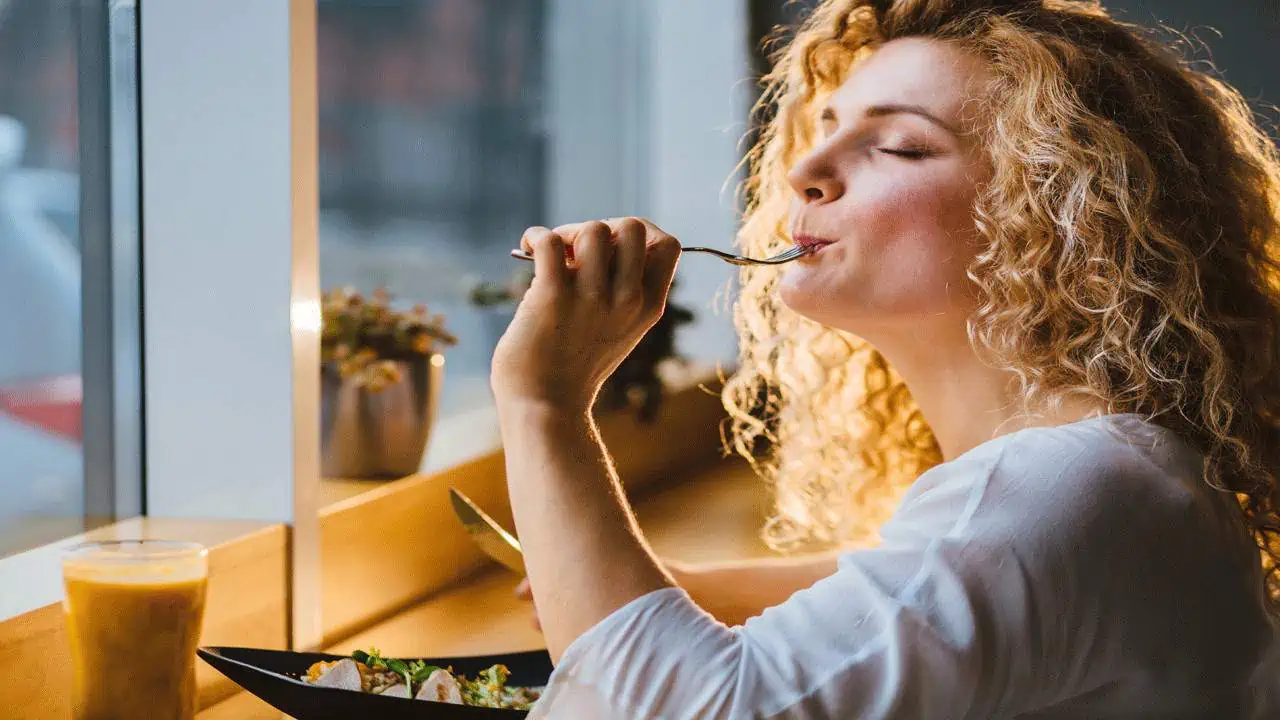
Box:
[725,0,1280,596]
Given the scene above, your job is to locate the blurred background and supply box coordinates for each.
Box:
[0,0,1275,558]
[314,0,752,414]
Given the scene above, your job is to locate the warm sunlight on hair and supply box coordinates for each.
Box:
[725,0,1280,602]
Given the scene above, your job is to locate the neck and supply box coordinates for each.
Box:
[860,319,1101,461]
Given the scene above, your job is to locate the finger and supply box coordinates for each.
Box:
[514,577,531,600]
[611,218,647,307]
[531,612,541,632]
[574,221,614,300]
[566,218,673,245]
[643,233,681,310]
[547,223,586,265]
[610,217,681,272]
[521,226,575,267]
[550,222,586,244]
[601,216,667,237]
[519,226,546,255]
[522,227,568,284]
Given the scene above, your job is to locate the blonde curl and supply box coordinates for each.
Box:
[724,0,1280,602]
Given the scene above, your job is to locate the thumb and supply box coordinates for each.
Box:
[642,235,681,310]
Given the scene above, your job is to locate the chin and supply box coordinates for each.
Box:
[779,266,909,336]
[779,266,856,328]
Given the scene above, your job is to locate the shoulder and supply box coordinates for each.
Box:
[891,415,1215,546]
[989,414,1204,516]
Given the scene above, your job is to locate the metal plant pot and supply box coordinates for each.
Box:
[320,354,444,478]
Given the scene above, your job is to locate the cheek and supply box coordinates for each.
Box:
[869,167,977,256]
[876,178,978,293]
[781,172,979,323]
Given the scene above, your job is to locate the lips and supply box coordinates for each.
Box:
[792,234,836,253]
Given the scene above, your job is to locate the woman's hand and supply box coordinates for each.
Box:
[491,218,681,413]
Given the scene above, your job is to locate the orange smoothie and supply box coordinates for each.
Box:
[63,541,208,720]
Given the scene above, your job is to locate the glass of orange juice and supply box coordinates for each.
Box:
[63,540,209,720]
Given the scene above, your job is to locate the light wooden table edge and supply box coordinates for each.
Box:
[0,367,738,719]
[315,368,731,645]
[0,518,290,720]
[201,457,773,719]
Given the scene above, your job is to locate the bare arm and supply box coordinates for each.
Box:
[498,401,838,656]
[497,400,672,662]
[491,219,683,662]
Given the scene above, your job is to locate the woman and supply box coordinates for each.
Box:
[491,0,1280,716]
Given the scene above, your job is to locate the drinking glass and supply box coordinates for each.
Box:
[63,540,209,720]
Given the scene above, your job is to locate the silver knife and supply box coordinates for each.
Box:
[448,488,526,575]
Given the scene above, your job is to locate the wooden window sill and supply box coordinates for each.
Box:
[0,366,735,719]
[0,518,289,719]
[201,459,771,718]
[338,459,774,655]
[315,366,730,646]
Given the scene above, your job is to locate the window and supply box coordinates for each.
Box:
[317,0,747,423]
[0,0,141,559]
[317,0,548,416]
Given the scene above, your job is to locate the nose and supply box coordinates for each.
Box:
[787,149,845,205]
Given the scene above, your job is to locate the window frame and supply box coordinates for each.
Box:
[0,0,146,616]
[77,0,144,526]
[0,0,752,648]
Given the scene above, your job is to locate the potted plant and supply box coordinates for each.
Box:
[320,287,457,478]
[470,269,695,422]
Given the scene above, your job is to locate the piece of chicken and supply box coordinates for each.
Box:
[415,669,464,704]
[377,683,411,698]
[312,659,362,692]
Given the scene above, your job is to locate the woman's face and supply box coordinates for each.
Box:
[780,38,993,336]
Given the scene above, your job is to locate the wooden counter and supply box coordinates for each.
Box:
[315,370,730,646]
[199,459,772,718]
[0,519,288,720]
[0,367,750,719]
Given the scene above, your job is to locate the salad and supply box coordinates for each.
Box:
[303,648,541,710]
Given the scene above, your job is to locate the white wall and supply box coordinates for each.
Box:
[140,0,316,523]
[650,0,751,365]
[545,0,652,224]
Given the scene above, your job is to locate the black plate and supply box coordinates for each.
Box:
[198,646,552,719]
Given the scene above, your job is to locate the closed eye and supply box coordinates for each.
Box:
[878,148,931,160]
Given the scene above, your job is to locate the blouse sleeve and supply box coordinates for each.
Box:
[528,419,1266,719]
[528,446,1050,719]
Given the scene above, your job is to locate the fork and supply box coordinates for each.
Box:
[509,244,809,267]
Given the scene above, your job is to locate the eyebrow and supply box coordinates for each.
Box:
[821,104,959,136]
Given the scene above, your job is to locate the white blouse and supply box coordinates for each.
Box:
[530,415,1278,719]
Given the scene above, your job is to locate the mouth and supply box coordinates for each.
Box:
[792,234,837,254]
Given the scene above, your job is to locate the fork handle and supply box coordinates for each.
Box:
[509,246,764,267]
[510,246,725,261]
[509,247,690,261]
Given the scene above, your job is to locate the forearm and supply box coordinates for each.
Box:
[671,552,841,626]
[498,399,673,662]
